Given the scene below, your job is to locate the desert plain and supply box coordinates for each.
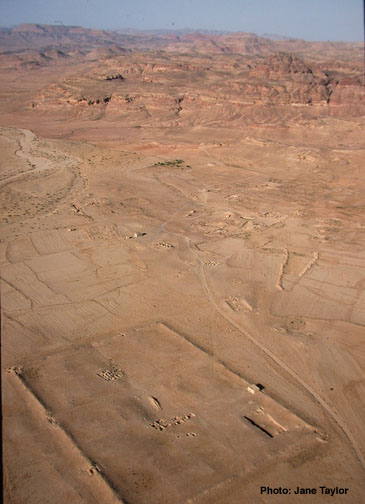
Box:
[0,24,365,503]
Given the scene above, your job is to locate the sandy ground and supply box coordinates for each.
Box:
[1,41,365,504]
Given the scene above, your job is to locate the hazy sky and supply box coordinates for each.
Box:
[1,0,363,41]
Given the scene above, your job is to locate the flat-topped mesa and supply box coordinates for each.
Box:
[249,52,316,82]
[13,23,69,34]
[12,23,110,38]
[245,51,335,105]
[246,51,365,112]
[329,76,365,114]
[85,46,130,61]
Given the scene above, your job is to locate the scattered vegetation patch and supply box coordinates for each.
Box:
[154,159,184,167]
[104,74,124,81]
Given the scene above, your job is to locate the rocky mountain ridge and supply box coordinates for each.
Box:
[25,50,364,126]
[0,24,363,134]
[0,24,362,60]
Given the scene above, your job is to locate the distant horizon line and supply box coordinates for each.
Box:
[0,22,362,43]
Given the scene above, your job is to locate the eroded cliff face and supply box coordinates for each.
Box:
[20,48,363,131]
[0,25,363,135]
[248,52,328,100]
[247,52,365,112]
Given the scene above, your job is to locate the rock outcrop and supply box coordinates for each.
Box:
[247,52,332,105]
